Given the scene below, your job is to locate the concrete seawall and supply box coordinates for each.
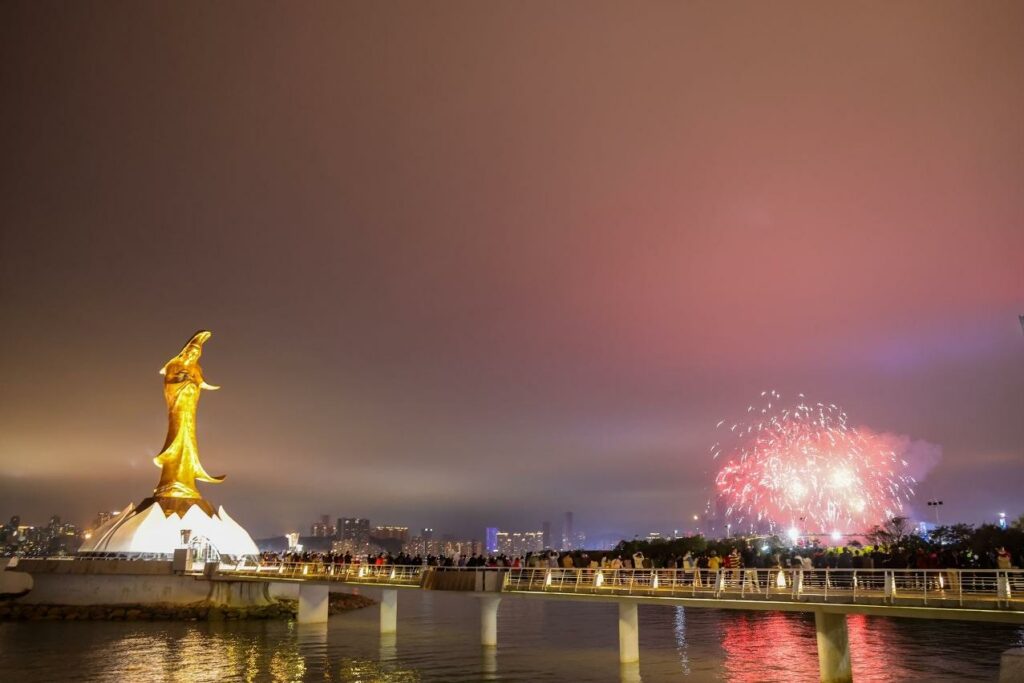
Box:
[1,559,33,596]
[9,559,273,607]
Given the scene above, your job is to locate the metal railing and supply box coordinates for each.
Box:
[216,563,1024,610]
[502,567,1024,609]
[225,561,426,586]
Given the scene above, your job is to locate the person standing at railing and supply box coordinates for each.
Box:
[836,548,853,588]
[706,550,720,588]
[681,551,697,587]
[997,546,1013,569]
[614,555,625,584]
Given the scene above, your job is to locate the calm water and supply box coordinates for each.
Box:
[1,587,1021,682]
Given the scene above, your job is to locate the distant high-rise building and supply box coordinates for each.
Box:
[311,514,334,537]
[485,527,499,554]
[495,529,544,556]
[93,511,113,530]
[542,521,551,549]
[337,518,371,553]
[562,512,573,550]
[373,526,410,543]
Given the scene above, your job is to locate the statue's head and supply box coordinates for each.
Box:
[160,330,212,374]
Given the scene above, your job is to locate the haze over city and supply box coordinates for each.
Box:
[2,2,1023,541]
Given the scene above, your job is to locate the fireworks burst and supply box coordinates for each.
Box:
[712,390,916,534]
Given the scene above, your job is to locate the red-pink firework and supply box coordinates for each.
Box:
[713,391,916,534]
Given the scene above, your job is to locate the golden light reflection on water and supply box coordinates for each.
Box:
[99,622,420,682]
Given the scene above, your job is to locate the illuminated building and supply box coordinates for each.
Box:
[373,526,410,543]
[495,529,545,556]
[485,527,499,554]
[336,518,371,553]
[311,514,334,537]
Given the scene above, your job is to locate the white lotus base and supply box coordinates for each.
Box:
[78,501,259,559]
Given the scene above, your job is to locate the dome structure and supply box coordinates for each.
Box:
[78,500,258,560]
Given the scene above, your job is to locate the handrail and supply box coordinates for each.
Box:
[215,562,1024,610]
[500,567,1024,609]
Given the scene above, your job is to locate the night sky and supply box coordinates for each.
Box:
[2,2,1022,541]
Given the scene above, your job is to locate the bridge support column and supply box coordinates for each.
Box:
[297,584,329,624]
[618,601,639,664]
[380,589,398,634]
[480,595,502,647]
[1000,648,1024,682]
[814,610,851,683]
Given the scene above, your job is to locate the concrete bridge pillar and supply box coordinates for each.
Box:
[297,584,329,624]
[618,601,640,664]
[999,648,1024,682]
[480,595,502,647]
[380,589,398,634]
[814,610,851,683]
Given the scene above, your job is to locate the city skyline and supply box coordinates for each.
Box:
[2,2,1024,540]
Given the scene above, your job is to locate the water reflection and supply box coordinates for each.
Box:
[480,645,497,680]
[671,606,691,676]
[619,661,642,683]
[2,590,1021,682]
[380,632,398,662]
[84,621,423,682]
[720,611,818,682]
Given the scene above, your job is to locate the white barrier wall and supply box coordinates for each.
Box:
[1,558,33,596]
[10,559,272,606]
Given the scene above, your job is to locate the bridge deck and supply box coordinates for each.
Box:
[219,564,1024,621]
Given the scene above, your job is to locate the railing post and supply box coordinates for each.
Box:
[884,571,896,602]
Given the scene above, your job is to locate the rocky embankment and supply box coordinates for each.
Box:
[0,592,375,622]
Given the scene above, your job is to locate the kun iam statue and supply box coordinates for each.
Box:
[76,329,258,558]
[153,330,225,503]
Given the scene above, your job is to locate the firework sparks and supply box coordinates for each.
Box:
[713,391,916,534]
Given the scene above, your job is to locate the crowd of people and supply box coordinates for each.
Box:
[258,543,1016,572]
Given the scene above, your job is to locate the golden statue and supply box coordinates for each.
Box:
[150,330,224,512]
